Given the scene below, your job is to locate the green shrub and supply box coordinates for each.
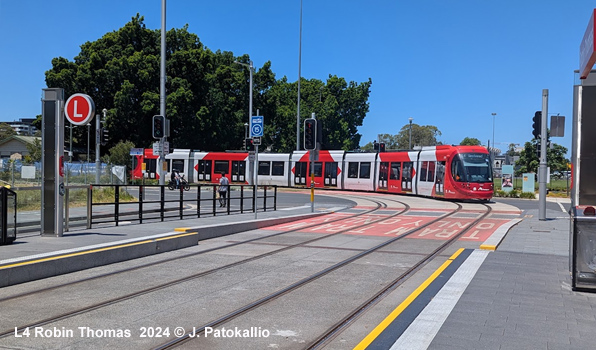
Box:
[519,191,536,199]
[494,190,506,197]
[506,189,520,198]
[92,186,136,203]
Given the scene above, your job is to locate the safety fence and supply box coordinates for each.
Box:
[10,184,277,234]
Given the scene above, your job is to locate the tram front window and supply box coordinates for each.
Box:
[452,153,492,183]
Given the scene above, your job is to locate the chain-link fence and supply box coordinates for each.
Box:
[0,160,128,187]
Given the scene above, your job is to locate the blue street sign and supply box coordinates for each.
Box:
[250,116,264,137]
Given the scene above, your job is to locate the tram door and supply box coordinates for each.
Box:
[402,162,413,192]
[324,162,339,187]
[294,161,307,185]
[378,162,389,190]
[312,162,322,187]
[389,162,401,192]
[197,160,212,181]
[435,161,445,196]
[144,158,158,178]
[231,161,246,182]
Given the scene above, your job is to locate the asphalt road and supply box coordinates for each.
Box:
[493,197,570,214]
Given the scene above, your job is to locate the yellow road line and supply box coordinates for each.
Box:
[0,232,198,270]
[353,248,465,350]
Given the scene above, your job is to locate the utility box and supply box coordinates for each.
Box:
[570,70,596,291]
[0,187,17,245]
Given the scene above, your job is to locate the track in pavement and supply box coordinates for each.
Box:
[0,194,495,349]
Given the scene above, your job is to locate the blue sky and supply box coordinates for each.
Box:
[0,1,593,154]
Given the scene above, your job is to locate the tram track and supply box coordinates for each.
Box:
[0,195,410,339]
[305,202,492,350]
[0,195,486,350]
[0,195,383,304]
[152,201,474,349]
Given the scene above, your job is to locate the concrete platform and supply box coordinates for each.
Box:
[0,205,332,288]
[355,197,596,350]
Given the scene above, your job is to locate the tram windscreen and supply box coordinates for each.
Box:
[452,153,492,183]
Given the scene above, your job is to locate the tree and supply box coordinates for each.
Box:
[45,15,372,154]
[506,143,520,157]
[460,137,481,146]
[515,139,568,176]
[260,75,372,152]
[104,141,135,171]
[25,137,42,162]
[0,123,16,141]
[392,124,442,149]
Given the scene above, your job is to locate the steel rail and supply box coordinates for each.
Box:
[153,202,464,350]
[305,203,492,349]
[0,196,407,339]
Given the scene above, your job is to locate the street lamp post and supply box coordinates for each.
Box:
[235,60,254,184]
[297,0,303,151]
[234,60,254,125]
[491,112,497,158]
[408,117,413,149]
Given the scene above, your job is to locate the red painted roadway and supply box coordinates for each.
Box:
[265,207,520,242]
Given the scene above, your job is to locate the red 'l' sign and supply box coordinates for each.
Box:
[64,93,95,125]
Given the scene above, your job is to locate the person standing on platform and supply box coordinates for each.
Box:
[218,172,229,207]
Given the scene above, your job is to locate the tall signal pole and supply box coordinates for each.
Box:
[539,89,548,220]
[296,0,302,151]
[159,0,167,185]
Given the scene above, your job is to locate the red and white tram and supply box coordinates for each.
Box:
[139,145,493,201]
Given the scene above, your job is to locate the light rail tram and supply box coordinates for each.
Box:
[131,145,493,201]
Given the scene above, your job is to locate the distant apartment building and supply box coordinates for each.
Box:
[6,118,37,136]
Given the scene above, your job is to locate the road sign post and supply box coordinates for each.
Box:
[250,115,264,219]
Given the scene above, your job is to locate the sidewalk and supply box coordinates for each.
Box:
[427,204,596,350]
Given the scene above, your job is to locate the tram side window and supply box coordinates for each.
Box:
[359,162,371,179]
[379,162,389,180]
[272,161,285,176]
[145,158,157,173]
[171,159,184,173]
[390,162,401,180]
[296,162,307,177]
[258,161,270,175]
[427,161,435,182]
[437,161,446,181]
[403,162,413,180]
[214,160,228,175]
[348,162,359,178]
[313,162,322,177]
[325,162,338,178]
[451,158,465,182]
[419,162,428,182]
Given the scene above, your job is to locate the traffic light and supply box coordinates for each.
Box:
[535,143,541,158]
[304,118,317,150]
[245,138,254,152]
[373,141,379,151]
[379,142,386,152]
[153,115,165,139]
[100,128,109,146]
[532,111,541,139]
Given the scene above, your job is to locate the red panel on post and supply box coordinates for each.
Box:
[580,9,596,79]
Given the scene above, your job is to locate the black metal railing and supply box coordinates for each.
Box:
[88,184,277,228]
